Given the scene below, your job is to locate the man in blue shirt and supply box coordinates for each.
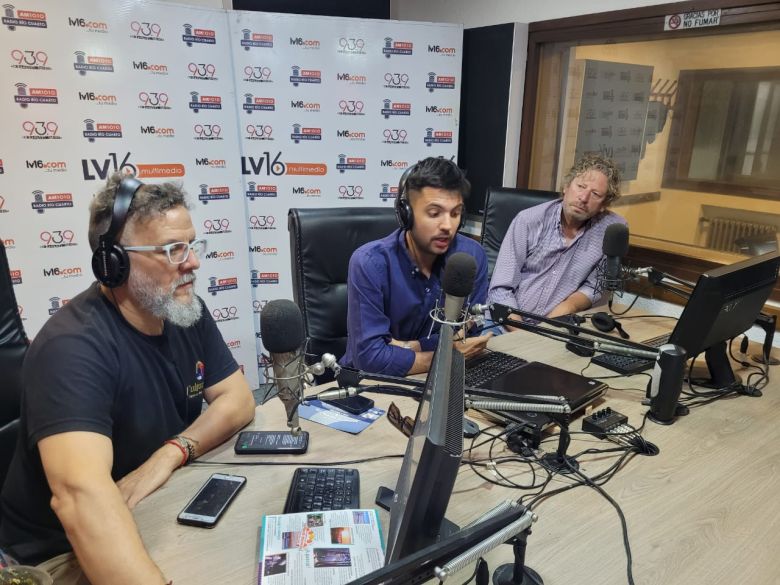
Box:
[342,157,492,376]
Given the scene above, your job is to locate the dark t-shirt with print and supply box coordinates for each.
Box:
[0,283,238,563]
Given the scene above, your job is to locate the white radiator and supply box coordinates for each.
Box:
[706,217,777,253]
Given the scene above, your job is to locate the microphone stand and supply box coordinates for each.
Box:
[465,397,577,474]
[484,303,689,425]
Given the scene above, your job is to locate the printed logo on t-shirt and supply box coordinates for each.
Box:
[187,360,205,397]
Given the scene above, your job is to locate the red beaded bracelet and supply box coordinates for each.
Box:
[164,439,188,468]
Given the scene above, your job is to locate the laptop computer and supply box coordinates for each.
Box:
[464,352,607,440]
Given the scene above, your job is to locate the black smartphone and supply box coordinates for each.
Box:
[323,395,375,415]
[234,430,309,455]
[177,473,246,528]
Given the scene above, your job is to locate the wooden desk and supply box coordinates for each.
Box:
[134,314,780,584]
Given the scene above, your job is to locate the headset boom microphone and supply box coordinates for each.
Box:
[260,299,306,435]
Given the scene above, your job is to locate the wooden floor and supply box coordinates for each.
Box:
[134,313,780,584]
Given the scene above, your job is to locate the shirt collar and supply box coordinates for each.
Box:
[394,228,454,280]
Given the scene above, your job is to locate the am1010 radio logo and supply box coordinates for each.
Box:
[198,184,230,204]
[3,6,47,30]
[240,29,273,50]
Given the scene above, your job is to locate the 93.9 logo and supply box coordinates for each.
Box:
[203,218,231,233]
[40,229,75,247]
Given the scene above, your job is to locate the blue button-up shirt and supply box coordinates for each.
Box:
[341,228,488,376]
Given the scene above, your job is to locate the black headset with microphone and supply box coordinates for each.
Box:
[91,176,144,288]
[394,158,468,232]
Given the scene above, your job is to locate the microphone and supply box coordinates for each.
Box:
[442,252,478,323]
[600,223,629,302]
[311,386,361,401]
[260,299,306,435]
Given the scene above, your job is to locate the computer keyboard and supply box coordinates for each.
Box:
[591,333,671,375]
[465,351,528,388]
[283,467,360,514]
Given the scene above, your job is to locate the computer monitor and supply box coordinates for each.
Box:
[669,250,780,387]
[349,505,527,585]
[380,323,465,563]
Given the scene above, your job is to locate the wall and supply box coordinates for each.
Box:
[391,0,690,28]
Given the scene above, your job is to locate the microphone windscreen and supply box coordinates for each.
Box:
[603,223,629,257]
[443,252,477,297]
[260,299,304,353]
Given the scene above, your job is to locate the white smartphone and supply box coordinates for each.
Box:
[177,473,246,528]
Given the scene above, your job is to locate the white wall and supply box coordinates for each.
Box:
[391,0,690,28]
[159,0,229,9]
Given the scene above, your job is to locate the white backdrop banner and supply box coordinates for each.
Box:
[0,0,463,387]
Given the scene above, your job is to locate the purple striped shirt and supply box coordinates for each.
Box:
[488,199,626,316]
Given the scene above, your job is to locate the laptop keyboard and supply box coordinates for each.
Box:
[283,467,360,514]
[591,333,671,375]
[465,351,528,388]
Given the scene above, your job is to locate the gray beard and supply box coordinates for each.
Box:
[128,270,203,328]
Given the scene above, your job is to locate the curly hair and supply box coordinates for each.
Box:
[562,154,622,206]
[88,173,191,252]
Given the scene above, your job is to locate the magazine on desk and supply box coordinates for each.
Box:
[257,509,385,584]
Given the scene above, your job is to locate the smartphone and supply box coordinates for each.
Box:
[234,430,309,455]
[323,395,375,415]
[177,473,246,528]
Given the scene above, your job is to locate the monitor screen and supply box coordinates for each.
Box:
[382,323,465,563]
[669,250,780,386]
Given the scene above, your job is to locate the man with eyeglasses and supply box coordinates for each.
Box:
[488,154,628,323]
[0,174,255,584]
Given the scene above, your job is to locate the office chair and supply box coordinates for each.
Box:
[0,241,29,493]
[480,187,558,279]
[288,207,398,380]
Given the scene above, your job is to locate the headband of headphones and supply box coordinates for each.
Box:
[101,175,143,249]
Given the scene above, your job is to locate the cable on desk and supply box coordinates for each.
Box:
[564,459,636,585]
[191,454,404,467]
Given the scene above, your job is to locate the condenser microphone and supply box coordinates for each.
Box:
[442,252,477,322]
[600,223,630,302]
[260,299,306,435]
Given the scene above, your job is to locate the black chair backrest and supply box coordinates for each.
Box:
[480,186,559,279]
[288,207,398,370]
[0,241,29,492]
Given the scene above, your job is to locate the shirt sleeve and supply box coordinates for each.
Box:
[488,214,529,309]
[346,250,415,376]
[577,264,601,305]
[466,245,489,338]
[24,333,118,447]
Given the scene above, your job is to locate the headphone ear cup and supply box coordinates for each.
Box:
[591,312,616,333]
[395,197,413,231]
[92,243,130,288]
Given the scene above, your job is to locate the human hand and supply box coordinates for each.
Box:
[453,333,493,359]
[116,443,182,509]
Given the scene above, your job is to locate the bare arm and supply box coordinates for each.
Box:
[547,291,592,318]
[118,369,255,508]
[40,432,169,585]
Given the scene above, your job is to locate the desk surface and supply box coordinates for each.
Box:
[134,313,780,585]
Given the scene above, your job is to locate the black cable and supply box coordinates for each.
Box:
[566,460,635,585]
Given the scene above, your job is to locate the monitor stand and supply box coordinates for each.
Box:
[705,341,762,397]
[375,486,459,539]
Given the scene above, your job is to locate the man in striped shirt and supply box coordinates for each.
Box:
[488,155,627,321]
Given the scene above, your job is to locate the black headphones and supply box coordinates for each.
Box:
[591,312,630,339]
[91,176,144,288]
[394,158,467,232]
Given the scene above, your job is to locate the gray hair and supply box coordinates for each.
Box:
[88,173,190,251]
[562,154,622,207]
